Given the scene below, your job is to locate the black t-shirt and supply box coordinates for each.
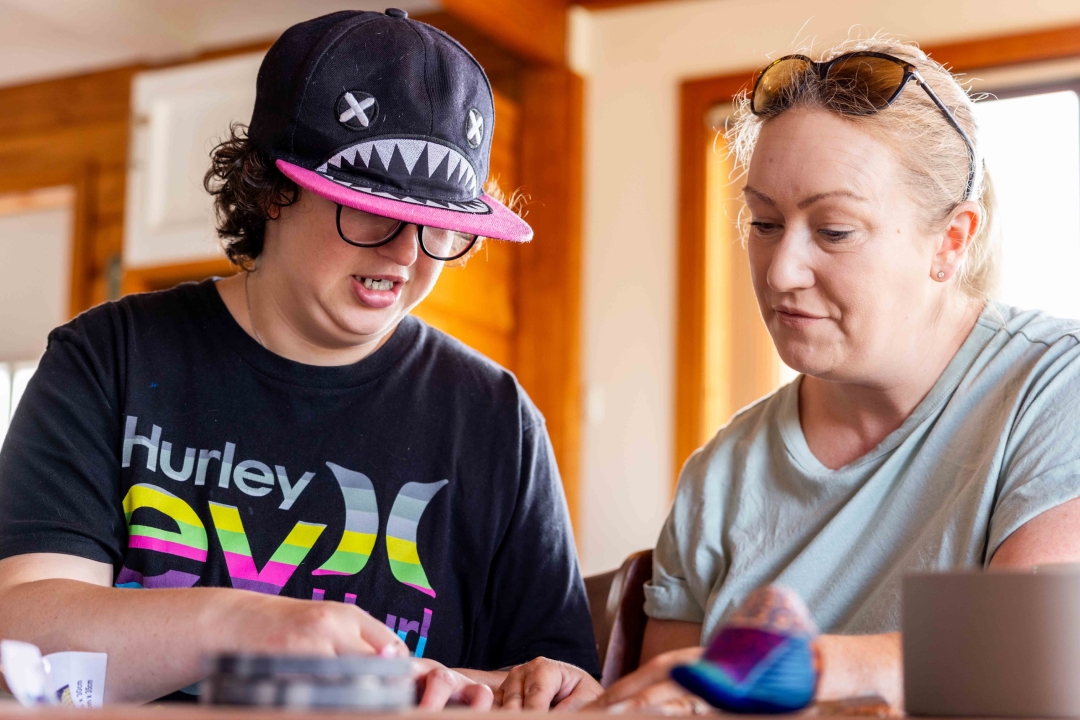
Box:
[0,280,599,678]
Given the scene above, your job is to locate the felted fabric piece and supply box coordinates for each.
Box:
[672,585,819,713]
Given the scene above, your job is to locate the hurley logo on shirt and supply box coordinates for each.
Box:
[117,415,444,655]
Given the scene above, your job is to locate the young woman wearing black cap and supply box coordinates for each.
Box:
[0,9,600,709]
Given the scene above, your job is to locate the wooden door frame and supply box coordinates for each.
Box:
[674,23,1080,483]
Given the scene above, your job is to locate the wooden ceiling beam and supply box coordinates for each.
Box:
[572,0,676,8]
[439,0,568,66]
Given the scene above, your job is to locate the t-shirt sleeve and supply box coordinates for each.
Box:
[989,337,1080,563]
[0,320,126,566]
[643,445,724,626]
[471,402,600,677]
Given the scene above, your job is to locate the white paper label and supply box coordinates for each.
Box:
[45,651,107,708]
[0,640,107,708]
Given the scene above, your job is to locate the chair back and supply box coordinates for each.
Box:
[583,549,653,687]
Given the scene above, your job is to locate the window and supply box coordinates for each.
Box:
[695,105,797,448]
[0,185,68,450]
[0,361,37,448]
[973,86,1080,318]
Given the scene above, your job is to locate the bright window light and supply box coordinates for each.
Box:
[0,363,10,448]
[974,90,1080,319]
[10,362,37,420]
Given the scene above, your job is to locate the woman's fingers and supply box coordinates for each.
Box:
[498,657,602,711]
[459,680,496,710]
[498,663,528,710]
[656,693,714,716]
[591,648,698,708]
[500,658,562,710]
[417,666,458,710]
[595,664,670,707]
[606,680,697,713]
[415,661,494,710]
[552,675,604,712]
[337,617,407,657]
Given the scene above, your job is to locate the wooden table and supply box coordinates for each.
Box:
[0,707,629,720]
[0,703,919,720]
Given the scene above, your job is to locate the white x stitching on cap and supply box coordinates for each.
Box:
[466,108,484,148]
[340,92,377,127]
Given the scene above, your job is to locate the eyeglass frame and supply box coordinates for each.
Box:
[750,51,979,201]
[335,204,479,262]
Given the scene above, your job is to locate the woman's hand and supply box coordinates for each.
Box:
[588,647,705,714]
[224,592,408,657]
[497,657,603,711]
[412,659,495,710]
[814,633,902,710]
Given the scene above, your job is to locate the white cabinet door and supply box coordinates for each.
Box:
[124,52,263,269]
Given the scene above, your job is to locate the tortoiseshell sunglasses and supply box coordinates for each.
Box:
[751,52,977,200]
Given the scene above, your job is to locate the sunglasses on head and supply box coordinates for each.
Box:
[750,51,978,201]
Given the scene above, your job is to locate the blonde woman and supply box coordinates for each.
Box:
[596,38,1080,712]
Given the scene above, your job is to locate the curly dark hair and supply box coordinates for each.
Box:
[205,124,522,269]
[204,123,298,269]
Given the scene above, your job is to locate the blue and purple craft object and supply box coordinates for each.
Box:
[671,585,819,714]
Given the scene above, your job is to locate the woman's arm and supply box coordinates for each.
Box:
[641,618,703,664]
[990,495,1080,568]
[590,620,704,712]
[0,553,407,704]
[595,620,903,711]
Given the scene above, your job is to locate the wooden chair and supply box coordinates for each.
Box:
[584,549,653,687]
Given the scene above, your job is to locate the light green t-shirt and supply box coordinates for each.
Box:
[645,304,1080,639]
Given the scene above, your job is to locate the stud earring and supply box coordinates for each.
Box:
[937,271,946,279]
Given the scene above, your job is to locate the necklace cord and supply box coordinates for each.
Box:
[245,272,267,349]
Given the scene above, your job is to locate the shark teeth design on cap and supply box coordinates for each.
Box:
[316,137,480,200]
[326,179,491,214]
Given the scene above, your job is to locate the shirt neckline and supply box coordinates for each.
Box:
[195,278,421,389]
[779,304,999,476]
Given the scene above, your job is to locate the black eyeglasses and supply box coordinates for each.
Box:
[335,204,479,262]
[751,51,978,200]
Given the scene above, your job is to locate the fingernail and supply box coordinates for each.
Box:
[380,644,403,658]
[607,702,630,714]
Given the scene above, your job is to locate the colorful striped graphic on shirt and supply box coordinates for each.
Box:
[115,566,201,589]
[122,483,208,562]
[386,480,448,598]
[208,501,325,595]
[312,462,379,576]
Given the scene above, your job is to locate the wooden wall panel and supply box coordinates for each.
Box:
[413,92,521,371]
[0,67,134,138]
[516,67,585,524]
[0,69,135,316]
[440,0,567,66]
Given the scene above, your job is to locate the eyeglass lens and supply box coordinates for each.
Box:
[337,205,403,245]
[337,204,478,261]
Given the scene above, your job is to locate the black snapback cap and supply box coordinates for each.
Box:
[248,8,531,242]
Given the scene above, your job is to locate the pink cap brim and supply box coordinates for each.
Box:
[277,160,532,242]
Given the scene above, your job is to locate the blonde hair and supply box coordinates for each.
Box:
[728,36,999,300]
